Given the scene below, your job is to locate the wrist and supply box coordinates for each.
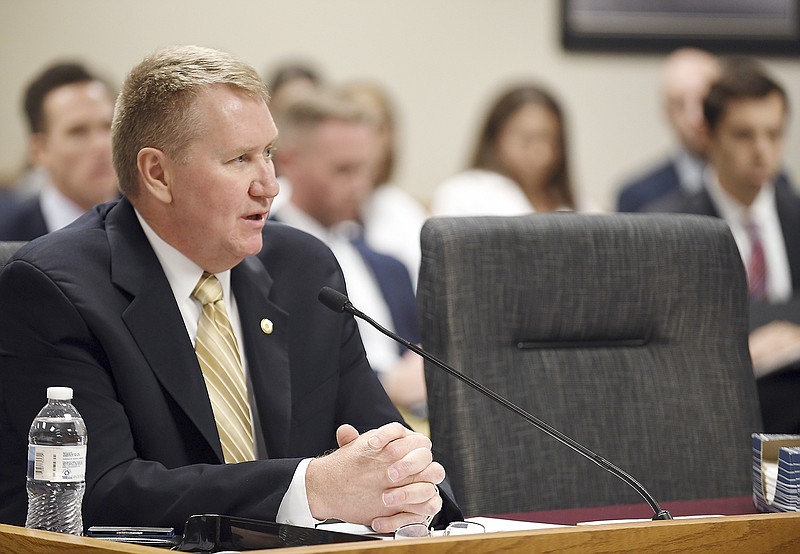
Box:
[305,456,334,521]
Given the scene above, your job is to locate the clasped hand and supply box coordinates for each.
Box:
[306,422,445,533]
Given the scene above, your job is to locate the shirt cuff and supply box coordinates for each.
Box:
[276,458,323,528]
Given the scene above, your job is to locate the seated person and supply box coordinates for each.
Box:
[616,48,720,212]
[271,89,428,423]
[0,62,118,240]
[0,45,460,533]
[643,57,800,433]
[431,83,593,216]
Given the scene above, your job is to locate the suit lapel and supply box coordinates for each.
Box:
[775,183,800,289]
[691,189,720,217]
[232,257,292,458]
[106,199,224,462]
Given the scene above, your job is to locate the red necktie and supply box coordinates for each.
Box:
[744,217,767,301]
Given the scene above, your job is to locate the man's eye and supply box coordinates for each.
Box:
[234,154,247,163]
[67,126,91,138]
[264,148,273,160]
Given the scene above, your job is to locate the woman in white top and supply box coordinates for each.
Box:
[432,83,585,216]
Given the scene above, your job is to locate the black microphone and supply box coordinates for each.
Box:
[318,286,673,521]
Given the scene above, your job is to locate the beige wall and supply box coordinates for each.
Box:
[1,0,798,210]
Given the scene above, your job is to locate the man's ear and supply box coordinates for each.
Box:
[29,133,47,168]
[137,147,173,204]
[697,122,713,156]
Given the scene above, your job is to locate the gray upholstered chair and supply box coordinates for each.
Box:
[418,213,762,517]
[0,242,25,269]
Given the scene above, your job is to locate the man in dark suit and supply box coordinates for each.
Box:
[0,62,118,240]
[643,58,800,433]
[616,48,720,212]
[0,46,459,532]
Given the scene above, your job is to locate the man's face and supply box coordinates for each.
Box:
[32,81,117,209]
[159,86,279,272]
[664,82,710,156]
[496,103,562,191]
[662,54,719,156]
[708,92,786,202]
[285,120,378,228]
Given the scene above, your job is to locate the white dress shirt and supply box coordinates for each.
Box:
[431,168,598,216]
[39,182,86,233]
[673,148,706,196]
[274,199,401,375]
[705,170,792,303]
[431,169,534,217]
[134,209,318,527]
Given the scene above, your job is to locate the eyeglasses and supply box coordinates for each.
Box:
[393,520,486,540]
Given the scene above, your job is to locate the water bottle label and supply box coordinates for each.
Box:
[27,445,86,482]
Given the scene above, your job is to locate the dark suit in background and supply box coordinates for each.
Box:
[0,196,48,240]
[643,180,800,290]
[617,158,684,213]
[0,190,22,223]
[0,198,461,529]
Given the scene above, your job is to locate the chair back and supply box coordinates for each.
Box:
[418,213,762,516]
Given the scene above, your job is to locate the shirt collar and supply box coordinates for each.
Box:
[134,208,232,303]
[705,168,775,224]
[39,182,86,232]
[274,183,363,243]
[672,148,706,195]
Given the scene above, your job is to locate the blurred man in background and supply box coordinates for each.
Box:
[0,62,118,240]
[644,57,800,433]
[617,48,720,212]
[272,90,428,425]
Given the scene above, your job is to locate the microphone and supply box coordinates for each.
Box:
[318,286,673,521]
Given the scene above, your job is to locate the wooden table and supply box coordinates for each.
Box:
[3,497,798,553]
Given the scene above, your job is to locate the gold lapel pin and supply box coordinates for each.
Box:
[260,318,274,335]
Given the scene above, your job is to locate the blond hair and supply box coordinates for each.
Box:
[273,87,376,152]
[339,81,397,185]
[112,45,269,197]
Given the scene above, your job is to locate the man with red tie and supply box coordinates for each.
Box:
[643,57,800,432]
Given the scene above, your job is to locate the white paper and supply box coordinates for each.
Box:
[465,516,564,532]
[763,459,779,503]
[316,516,564,540]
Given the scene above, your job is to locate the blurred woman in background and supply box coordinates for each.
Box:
[432,83,591,215]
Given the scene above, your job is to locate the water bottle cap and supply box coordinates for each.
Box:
[46,386,73,401]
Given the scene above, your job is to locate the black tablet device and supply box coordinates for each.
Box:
[174,514,381,551]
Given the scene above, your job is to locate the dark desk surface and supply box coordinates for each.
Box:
[494,495,757,525]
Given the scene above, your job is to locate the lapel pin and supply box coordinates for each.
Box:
[260,318,274,335]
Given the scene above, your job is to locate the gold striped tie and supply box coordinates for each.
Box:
[192,272,256,463]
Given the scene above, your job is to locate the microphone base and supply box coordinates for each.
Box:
[651,510,674,520]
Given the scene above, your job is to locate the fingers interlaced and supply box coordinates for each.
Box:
[386,446,434,483]
[382,481,439,508]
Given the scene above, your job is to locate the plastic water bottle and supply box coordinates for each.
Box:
[25,386,87,535]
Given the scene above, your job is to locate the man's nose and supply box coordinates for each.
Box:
[251,158,280,198]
